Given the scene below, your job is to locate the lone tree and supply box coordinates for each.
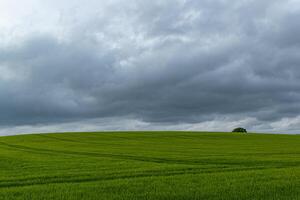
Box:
[232,127,247,133]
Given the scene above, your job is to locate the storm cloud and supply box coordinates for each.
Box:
[1,0,300,134]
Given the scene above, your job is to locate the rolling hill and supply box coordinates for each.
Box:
[0,131,299,200]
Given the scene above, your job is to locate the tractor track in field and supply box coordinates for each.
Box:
[0,141,300,167]
[0,165,297,189]
[0,141,219,165]
[36,134,300,158]
[0,141,237,166]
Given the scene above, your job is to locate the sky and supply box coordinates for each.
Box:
[1,0,300,135]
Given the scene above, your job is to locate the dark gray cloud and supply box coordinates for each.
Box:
[1,0,300,134]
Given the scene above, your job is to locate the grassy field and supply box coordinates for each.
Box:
[0,131,299,200]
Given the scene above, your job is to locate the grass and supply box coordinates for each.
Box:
[0,131,299,200]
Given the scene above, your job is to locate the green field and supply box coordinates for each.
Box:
[0,131,299,200]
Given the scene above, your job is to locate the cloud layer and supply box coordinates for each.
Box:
[1,0,300,134]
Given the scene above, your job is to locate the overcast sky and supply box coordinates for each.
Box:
[1,0,300,135]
